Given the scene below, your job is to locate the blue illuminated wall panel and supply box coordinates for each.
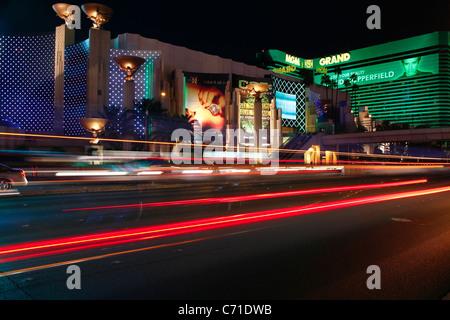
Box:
[272,76,306,132]
[0,34,55,133]
[64,39,89,136]
[109,49,160,138]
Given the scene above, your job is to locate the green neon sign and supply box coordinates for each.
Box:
[145,60,153,99]
[318,53,351,66]
[285,54,301,66]
[314,53,439,88]
[258,50,314,69]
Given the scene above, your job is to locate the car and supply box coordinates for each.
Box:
[0,163,28,190]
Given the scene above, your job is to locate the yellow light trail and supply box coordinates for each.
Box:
[0,230,255,278]
[1,131,449,164]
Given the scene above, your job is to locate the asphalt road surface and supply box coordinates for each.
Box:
[1,170,450,301]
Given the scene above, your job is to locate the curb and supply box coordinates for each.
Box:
[18,183,196,197]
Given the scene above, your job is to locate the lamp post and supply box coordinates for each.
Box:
[81,3,113,29]
[53,3,80,29]
[79,117,109,144]
[79,117,109,164]
[246,83,269,159]
[113,55,146,110]
[113,56,146,151]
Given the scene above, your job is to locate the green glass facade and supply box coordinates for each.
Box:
[257,31,450,127]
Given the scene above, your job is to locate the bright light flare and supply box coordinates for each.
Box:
[0,190,20,196]
[181,170,213,174]
[55,170,128,176]
[137,171,163,175]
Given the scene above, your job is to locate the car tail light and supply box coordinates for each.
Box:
[20,170,26,178]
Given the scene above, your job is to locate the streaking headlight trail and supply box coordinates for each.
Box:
[1,182,449,264]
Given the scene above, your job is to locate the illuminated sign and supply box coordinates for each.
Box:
[272,76,305,131]
[314,53,438,88]
[272,65,296,74]
[319,53,351,66]
[183,72,228,133]
[239,94,271,134]
[258,32,450,128]
[237,79,272,91]
[285,54,301,66]
[275,91,296,120]
[304,59,314,68]
[233,75,272,134]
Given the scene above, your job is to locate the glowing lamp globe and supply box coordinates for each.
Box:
[53,3,73,19]
[53,3,78,28]
[246,83,269,95]
[79,118,109,144]
[113,55,146,82]
[81,3,113,29]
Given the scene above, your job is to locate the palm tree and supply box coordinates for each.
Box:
[343,74,360,107]
[98,105,136,149]
[343,78,351,91]
[329,79,338,120]
[172,114,195,133]
[149,113,195,150]
[320,74,332,100]
[134,98,166,141]
[333,66,342,123]
[298,68,314,87]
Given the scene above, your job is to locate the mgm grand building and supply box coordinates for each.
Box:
[257,31,450,132]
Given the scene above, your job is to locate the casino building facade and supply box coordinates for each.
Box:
[257,31,450,129]
[0,19,305,151]
[0,5,449,153]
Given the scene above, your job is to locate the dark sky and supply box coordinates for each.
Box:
[1,0,450,65]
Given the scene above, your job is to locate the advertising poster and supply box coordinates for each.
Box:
[183,72,229,133]
[314,53,439,88]
[271,76,305,131]
[232,75,272,134]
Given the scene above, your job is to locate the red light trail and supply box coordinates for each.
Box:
[62,179,428,212]
[1,182,448,264]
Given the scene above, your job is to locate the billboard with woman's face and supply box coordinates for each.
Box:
[183,72,228,133]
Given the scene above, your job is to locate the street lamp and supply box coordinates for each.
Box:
[79,117,109,144]
[79,117,109,165]
[53,3,80,29]
[246,83,269,96]
[81,3,113,29]
[113,55,146,109]
[113,55,146,82]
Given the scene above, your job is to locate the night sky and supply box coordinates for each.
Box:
[1,0,449,65]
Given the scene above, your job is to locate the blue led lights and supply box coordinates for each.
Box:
[64,39,89,136]
[0,34,55,133]
[109,49,160,138]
